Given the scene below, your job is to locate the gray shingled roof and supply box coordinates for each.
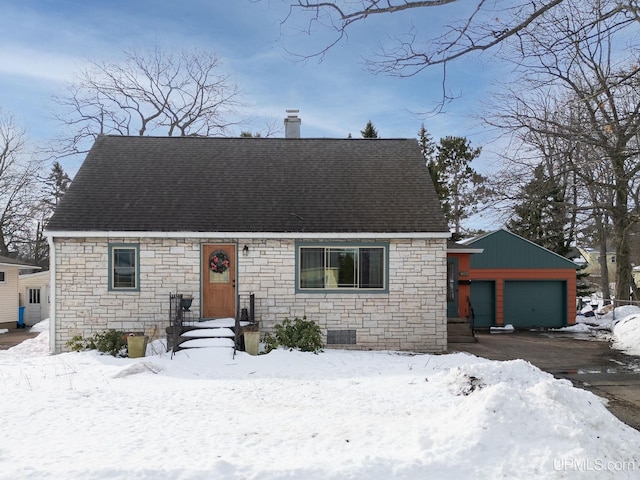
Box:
[46,135,447,234]
[0,255,38,267]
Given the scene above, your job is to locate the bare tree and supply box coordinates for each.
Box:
[53,46,242,156]
[583,155,616,301]
[485,0,640,301]
[270,1,637,79]
[0,111,43,258]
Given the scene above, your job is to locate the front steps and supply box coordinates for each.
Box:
[447,318,477,344]
[178,326,235,349]
[167,318,252,353]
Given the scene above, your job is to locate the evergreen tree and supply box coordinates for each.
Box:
[576,264,596,299]
[418,123,436,162]
[420,124,450,221]
[43,161,71,208]
[507,163,592,297]
[507,163,570,257]
[431,136,485,240]
[360,121,379,138]
[32,162,72,269]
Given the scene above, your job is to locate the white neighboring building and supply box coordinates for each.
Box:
[0,255,39,329]
[18,271,50,326]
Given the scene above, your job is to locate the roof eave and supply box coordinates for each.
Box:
[45,230,452,240]
[448,248,484,254]
[0,261,40,268]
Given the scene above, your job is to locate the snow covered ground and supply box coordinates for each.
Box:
[613,315,640,356]
[1,321,640,479]
[576,304,640,356]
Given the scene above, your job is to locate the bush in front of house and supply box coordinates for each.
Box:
[263,316,324,354]
[66,329,128,357]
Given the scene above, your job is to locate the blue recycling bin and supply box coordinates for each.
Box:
[17,306,25,329]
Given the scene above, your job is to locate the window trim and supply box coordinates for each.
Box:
[28,288,41,304]
[0,270,5,284]
[295,241,389,293]
[108,243,140,292]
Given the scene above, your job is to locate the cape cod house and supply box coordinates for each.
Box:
[45,115,450,354]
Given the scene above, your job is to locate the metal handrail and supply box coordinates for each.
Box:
[170,292,256,359]
[169,293,184,357]
[233,295,241,358]
[233,293,257,357]
[233,292,257,358]
[467,296,475,334]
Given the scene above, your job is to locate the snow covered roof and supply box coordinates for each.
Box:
[447,241,483,254]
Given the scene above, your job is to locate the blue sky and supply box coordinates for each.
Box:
[0,1,502,173]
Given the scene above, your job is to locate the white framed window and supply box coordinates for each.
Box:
[109,244,139,291]
[0,271,5,284]
[297,243,388,292]
[28,288,41,304]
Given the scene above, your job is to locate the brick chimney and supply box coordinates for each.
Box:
[284,109,301,138]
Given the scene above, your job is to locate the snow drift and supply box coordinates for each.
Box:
[1,322,639,479]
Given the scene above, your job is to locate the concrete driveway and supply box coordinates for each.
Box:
[451,331,640,431]
[0,329,38,350]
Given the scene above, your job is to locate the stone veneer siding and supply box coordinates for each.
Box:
[52,237,447,353]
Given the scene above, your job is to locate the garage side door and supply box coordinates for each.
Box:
[504,280,566,328]
[24,287,42,326]
[470,281,495,328]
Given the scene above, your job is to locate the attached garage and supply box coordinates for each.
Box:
[503,280,566,328]
[464,229,577,329]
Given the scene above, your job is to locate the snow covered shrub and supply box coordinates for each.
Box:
[263,316,323,353]
[66,329,128,357]
[66,335,88,352]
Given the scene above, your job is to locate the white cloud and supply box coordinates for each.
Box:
[0,45,84,84]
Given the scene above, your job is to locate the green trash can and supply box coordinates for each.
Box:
[243,331,260,356]
[127,334,149,358]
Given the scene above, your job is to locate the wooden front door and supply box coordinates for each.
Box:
[202,244,236,318]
